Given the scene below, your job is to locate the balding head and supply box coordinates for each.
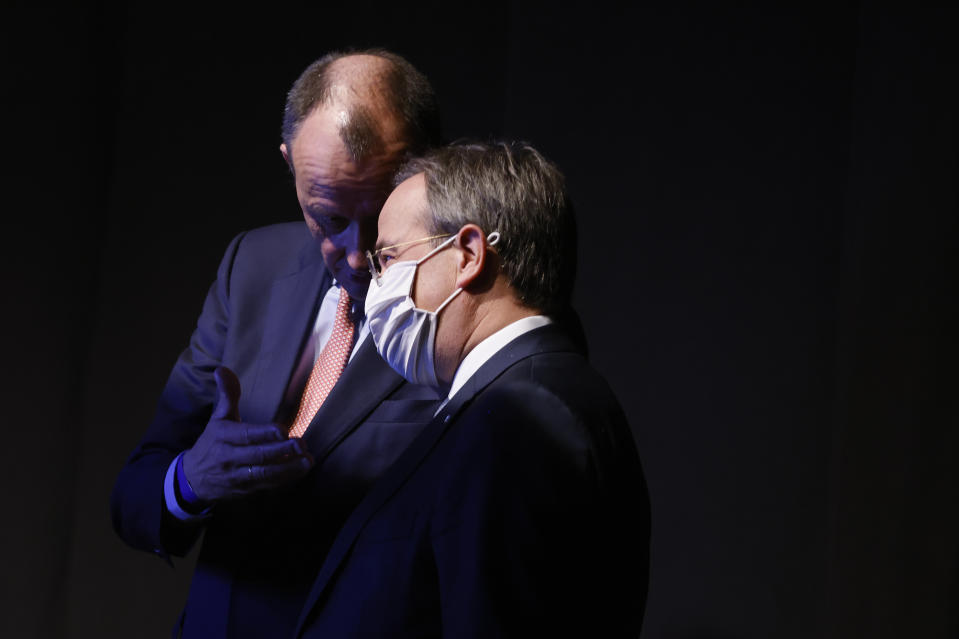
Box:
[282,49,441,164]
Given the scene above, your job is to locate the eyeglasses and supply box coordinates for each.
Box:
[366,234,454,285]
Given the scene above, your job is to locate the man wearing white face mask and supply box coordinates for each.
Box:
[294,141,650,638]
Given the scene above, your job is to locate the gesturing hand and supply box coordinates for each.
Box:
[181,366,314,503]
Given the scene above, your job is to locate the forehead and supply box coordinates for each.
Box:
[377,173,429,248]
[290,107,405,216]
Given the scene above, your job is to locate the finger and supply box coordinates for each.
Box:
[212,366,242,421]
[230,438,309,466]
[218,422,285,445]
[240,455,314,488]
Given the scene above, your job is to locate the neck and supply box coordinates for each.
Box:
[435,287,539,385]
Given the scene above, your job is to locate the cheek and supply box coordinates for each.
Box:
[301,215,339,263]
[411,263,451,312]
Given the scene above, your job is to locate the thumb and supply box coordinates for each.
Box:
[212,366,241,421]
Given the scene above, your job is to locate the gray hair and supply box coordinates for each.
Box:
[282,48,442,163]
[397,141,577,314]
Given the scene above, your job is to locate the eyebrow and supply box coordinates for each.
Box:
[307,180,390,200]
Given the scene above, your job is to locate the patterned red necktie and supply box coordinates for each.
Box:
[289,288,356,438]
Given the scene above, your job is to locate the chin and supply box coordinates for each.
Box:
[341,278,371,301]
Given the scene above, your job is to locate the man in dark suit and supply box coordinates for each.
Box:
[295,141,650,637]
[111,50,444,638]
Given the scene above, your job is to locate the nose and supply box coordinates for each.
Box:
[346,246,367,271]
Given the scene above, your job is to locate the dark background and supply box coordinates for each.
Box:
[4,2,957,637]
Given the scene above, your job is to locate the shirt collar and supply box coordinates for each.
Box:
[446,315,554,401]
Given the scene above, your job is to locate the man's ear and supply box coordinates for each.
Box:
[453,224,492,290]
[280,143,294,175]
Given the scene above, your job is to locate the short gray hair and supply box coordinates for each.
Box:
[397,141,577,314]
[282,48,442,163]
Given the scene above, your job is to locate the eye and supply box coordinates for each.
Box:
[320,216,349,235]
[374,252,395,272]
[306,209,350,237]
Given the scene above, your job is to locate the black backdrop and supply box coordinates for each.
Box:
[5,2,957,637]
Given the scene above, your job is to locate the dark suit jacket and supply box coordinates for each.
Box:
[110,222,440,638]
[294,324,650,638]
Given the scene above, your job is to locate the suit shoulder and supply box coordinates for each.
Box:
[470,351,635,456]
[226,221,320,279]
[236,221,311,255]
[465,357,616,446]
[505,350,623,418]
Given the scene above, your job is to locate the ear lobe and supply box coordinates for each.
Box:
[454,224,492,290]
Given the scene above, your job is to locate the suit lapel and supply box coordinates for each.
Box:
[245,244,330,425]
[241,222,406,461]
[300,338,405,462]
[247,243,406,461]
[293,324,576,636]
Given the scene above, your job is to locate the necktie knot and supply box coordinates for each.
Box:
[336,287,352,313]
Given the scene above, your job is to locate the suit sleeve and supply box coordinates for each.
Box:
[110,231,246,560]
[429,382,648,638]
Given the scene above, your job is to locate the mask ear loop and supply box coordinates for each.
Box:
[434,286,462,315]
[487,231,501,246]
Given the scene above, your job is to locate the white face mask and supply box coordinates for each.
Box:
[365,231,500,387]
